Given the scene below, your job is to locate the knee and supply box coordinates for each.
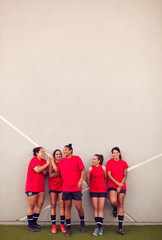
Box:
[28,202,35,211]
[65,204,72,211]
[110,200,117,207]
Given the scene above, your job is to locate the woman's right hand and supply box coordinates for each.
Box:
[118,182,124,188]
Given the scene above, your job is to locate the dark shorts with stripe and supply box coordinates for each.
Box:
[26,191,39,197]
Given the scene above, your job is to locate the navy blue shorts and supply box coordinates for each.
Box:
[109,187,126,194]
[62,191,82,201]
[89,192,107,198]
[49,190,62,194]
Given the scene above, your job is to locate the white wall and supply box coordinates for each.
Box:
[0,0,162,223]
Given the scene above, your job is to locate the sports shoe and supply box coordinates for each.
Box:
[81,222,86,233]
[34,223,43,229]
[27,225,39,232]
[93,227,99,236]
[60,224,66,233]
[65,228,71,237]
[113,206,117,217]
[118,228,124,235]
[98,227,103,236]
[51,224,57,234]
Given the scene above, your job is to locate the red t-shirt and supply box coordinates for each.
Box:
[57,155,85,192]
[49,161,63,191]
[25,157,47,193]
[106,159,128,190]
[90,165,107,193]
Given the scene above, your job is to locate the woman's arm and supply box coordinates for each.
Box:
[117,168,128,193]
[77,168,85,189]
[34,158,50,173]
[86,167,92,187]
[107,171,124,188]
[49,162,60,178]
[102,166,107,183]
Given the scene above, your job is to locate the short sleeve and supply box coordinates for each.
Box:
[123,160,128,169]
[106,160,112,171]
[31,157,39,169]
[77,156,85,170]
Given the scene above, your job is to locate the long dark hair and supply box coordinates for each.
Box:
[53,149,62,160]
[94,154,104,165]
[111,147,122,159]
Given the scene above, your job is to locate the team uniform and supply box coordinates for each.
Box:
[49,161,63,194]
[25,157,47,195]
[106,158,128,193]
[89,165,107,198]
[57,155,85,200]
[49,161,66,234]
[106,158,128,235]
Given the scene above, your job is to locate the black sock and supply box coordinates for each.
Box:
[51,215,56,225]
[66,219,71,230]
[60,215,65,225]
[97,217,103,229]
[27,214,33,226]
[113,206,117,211]
[80,216,85,226]
[94,217,98,224]
[118,215,124,229]
[33,213,40,225]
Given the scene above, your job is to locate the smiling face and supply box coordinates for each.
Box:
[54,150,62,162]
[63,147,72,158]
[36,148,45,160]
[112,149,120,161]
[92,155,100,167]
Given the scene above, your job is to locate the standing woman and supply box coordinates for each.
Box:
[25,147,50,232]
[106,147,128,235]
[51,143,86,237]
[48,149,66,234]
[86,154,107,236]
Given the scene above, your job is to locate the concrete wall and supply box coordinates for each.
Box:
[0,0,162,223]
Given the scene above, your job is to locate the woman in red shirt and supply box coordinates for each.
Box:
[25,147,50,232]
[49,149,66,234]
[106,147,128,235]
[51,143,86,237]
[86,154,107,236]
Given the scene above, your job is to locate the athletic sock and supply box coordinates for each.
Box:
[66,219,71,230]
[33,213,40,225]
[80,216,85,226]
[118,215,124,230]
[27,214,34,227]
[51,215,56,225]
[60,215,65,225]
[113,206,117,211]
[97,217,103,229]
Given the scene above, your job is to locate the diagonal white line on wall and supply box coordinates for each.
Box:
[1,116,161,223]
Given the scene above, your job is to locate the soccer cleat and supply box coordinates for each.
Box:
[113,206,117,217]
[27,225,39,232]
[51,224,57,234]
[98,227,103,236]
[33,223,43,229]
[65,228,71,237]
[118,228,124,235]
[60,224,66,233]
[93,227,99,236]
[81,222,86,233]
